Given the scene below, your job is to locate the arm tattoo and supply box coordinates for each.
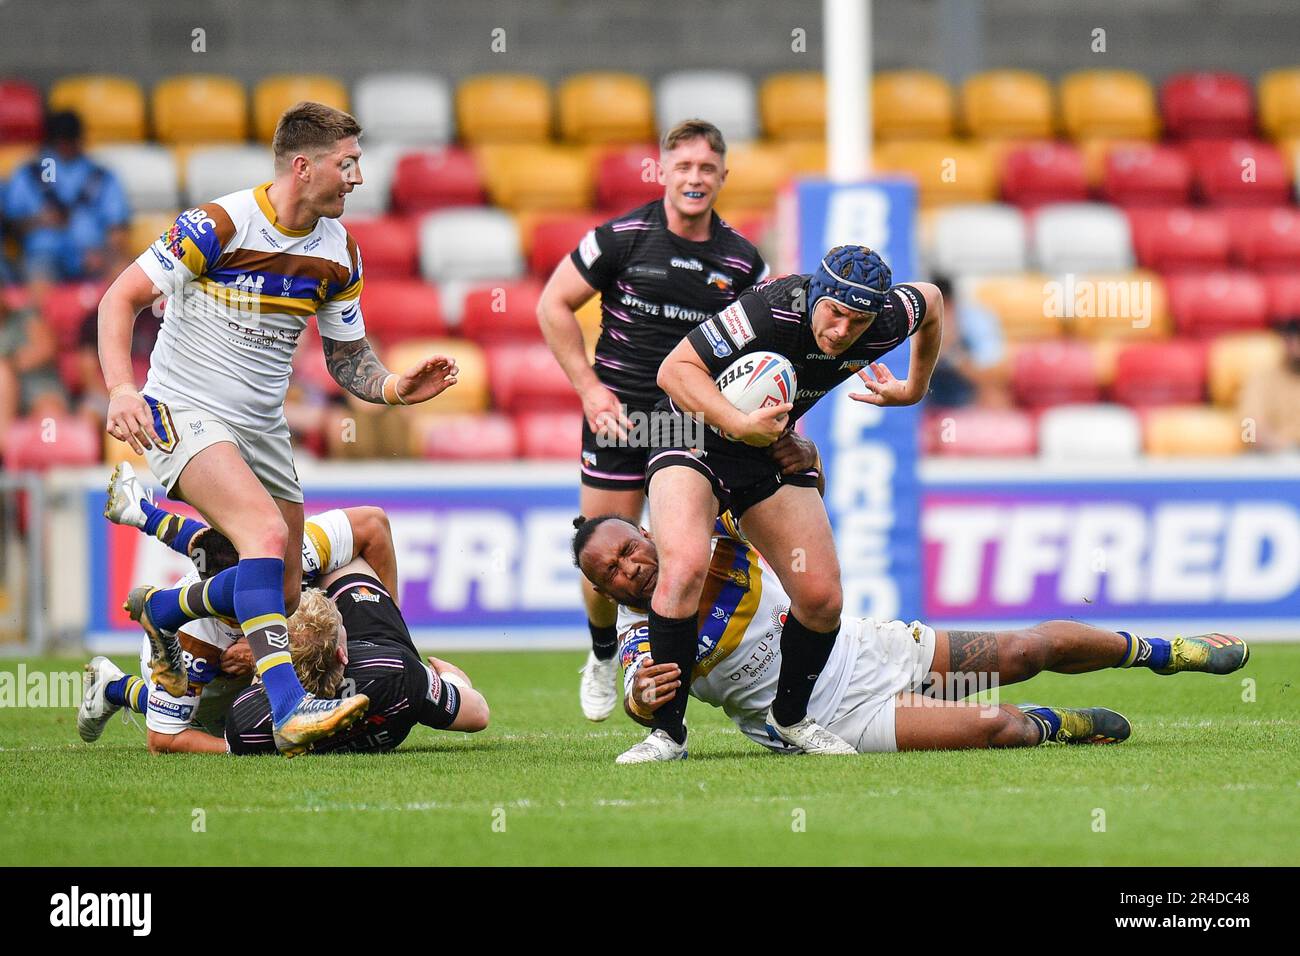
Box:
[321,336,392,404]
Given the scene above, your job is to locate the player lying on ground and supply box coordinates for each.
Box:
[571,513,1250,761]
[97,101,457,754]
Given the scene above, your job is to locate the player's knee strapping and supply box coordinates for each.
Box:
[145,567,238,632]
[233,557,305,720]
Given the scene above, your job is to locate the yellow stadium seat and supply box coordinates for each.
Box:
[48,75,146,143]
[457,74,551,144]
[576,296,601,359]
[1259,69,1300,141]
[153,75,247,144]
[873,71,954,140]
[713,143,788,217]
[759,72,825,141]
[558,72,654,144]
[961,69,1054,139]
[478,144,593,212]
[1060,70,1159,141]
[383,339,488,416]
[105,434,148,471]
[874,140,996,206]
[252,74,350,142]
[1070,271,1170,341]
[0,144,36,178]
[968,273,1064,341]
[1208,332,1285,407]
[1144,406,1244,456]
[779,139,827,176]
[127,211,178,258]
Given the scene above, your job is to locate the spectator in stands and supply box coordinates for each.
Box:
[0,294,68,452]
[1237,318,1300,452]
[2,110,130,280]
[925,274,1010,408]
[75,302,160,424]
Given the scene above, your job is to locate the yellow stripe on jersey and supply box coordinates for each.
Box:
[303,519,332,574]
[330,277,363,302]
[175,236,208,276]
[194,277,319,316]
[694,548,764,680]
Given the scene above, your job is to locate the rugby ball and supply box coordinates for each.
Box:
[712,351,797,440]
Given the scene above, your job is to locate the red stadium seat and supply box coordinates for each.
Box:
[1111,341,1207,407]
[1100,144,1192,206]
[1159,72,1255,140]
[921,408,1036,457]
[528,213,604,278]
[1011,341,1101,409]
[359,279,444,344]
[1000,143,1087,207]
[1262,273,1300,323]
[595,143,663,212]
[0,81,43,143]
[3,416,101,471]
[460,279,545,345]
[418,413,518,461]
[487,343,580,414]
[1166,270,1268,337]
[341,216,418,279]
[1189,139,1291,206]
[516,410,583,459]
[1225,207,1300,272]
[1126,207,1230,271]
[390,148,485,214]
[41,282,106,348]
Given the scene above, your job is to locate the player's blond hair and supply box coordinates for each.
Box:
[272,101,362,170]
[661,118,726,156]
[288,588,345,697]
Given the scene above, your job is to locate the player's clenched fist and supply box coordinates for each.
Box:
[389,355,459,405]
[105,384,162,454]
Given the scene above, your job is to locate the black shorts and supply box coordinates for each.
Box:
[580,413,654,492]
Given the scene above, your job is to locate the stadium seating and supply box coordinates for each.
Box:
[1160,72,1254,140]
[594,143,663,211]
[417,413,518,461]
[359,278,444,344]
[352,72,453,145]
[759,72,825,141]
[127,212,177,260]
[1001,143,1088,206]
[1100,143,1193,206]
[41,281,104,348]
[478,144,593,211]
[1207,331,1286,406]
[1262,273,1300,323]
[1143,406,1243,456]
[185,145,273,205]
[656,71,756,143]
[487,342,581,414]
[1226,206,1300,271]
[873,71,954,140]
[152,75,247,144]
[528,213,604,277]
[712,142,788,215]
[48,75,147,143]
[339,215,418,279]
[875,140,997,206]
[557,73,654,144]
[252,75,350,142]
[330,142,401,217]
[0,81,44,143]
[1037,404,1143,460]
[1166,270,1269,337]
[1127,207,1230,270]
[1060,70,1160,141]
[966,273,1064,340]
[516,410,583,459]
[1011,340,1101,408]
[1189,138,1292,206]
[90,144,180,212]
[1069,270,1171,341]
[390,148,486,213]
[460,279,545,344]
[921,407,1036,457]
[928,204,1028,276]
[456,74,552,144]
[1111,340,1207,407]
[1031,202,1135,273]
[418,208,524,284]
[780,139,827,176]
[960,69,1054,140]
[384,338,490,415]
[1258,68,1300,141]
[3,416,102,471]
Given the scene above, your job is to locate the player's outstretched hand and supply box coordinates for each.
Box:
[734,402,793,448]
[581,383,630,443]
[848,362,915,407]
[632,656,681,713]
[397,356,459,404]
[106,386,162,454]
[769,430,819,475]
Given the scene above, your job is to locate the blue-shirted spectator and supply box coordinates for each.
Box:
[926,274,1012,409]
[3,110,130,280]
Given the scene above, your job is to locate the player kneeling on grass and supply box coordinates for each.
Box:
[572,513,1250,761]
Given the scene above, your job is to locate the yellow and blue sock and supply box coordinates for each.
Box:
[140,501,206,556]
[1114,630,1172,670]
[145,567,238,632]
[233,557,305,723]
[105,675,148,714]
[1020,706,1062,744]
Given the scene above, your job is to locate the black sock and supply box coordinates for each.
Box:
[772,613,840,728]
[589,621,618,661]
[647,609,696,745]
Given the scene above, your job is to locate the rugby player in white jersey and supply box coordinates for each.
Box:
[570,475,1251,762]
[96,102,458,753]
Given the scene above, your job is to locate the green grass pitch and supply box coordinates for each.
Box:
[2,645,1298,866]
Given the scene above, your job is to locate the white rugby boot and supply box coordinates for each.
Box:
[78,655,126,743]
[615,728,687,764]
[766,707,856,755]
[104,461,152,529]
[579,650,618,721]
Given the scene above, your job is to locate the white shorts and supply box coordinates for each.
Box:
[825,618,937,754]
[142,394,302,503]
[137,634,250,736]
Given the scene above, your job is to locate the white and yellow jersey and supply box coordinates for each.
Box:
[617,515,856,751]
[135,183,367,432]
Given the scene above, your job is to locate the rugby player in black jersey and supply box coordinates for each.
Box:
[618,245,944,762]
[537,119,768,721]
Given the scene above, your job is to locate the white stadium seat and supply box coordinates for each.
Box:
[90,144,180,212]
[185,145,273,205]
[656,70,757,144]
[929,203,1027,276]
[418,207,523,284]
[353,72,454,146]
[1037,403,1143,460]
[339,141,403,217]
[1032,202,1134,274]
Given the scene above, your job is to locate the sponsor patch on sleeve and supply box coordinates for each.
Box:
[699,319,733,358]
[578,229,602,268]
[718,301,755,347]
[895,284,925,334]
